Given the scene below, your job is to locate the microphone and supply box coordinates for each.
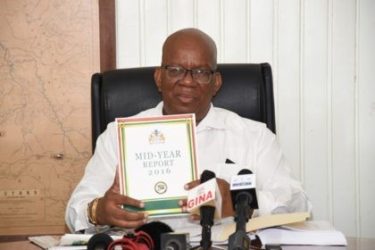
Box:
[228,169,258,250]
[160,232,190,250]
[199,170,215,250]
[186,170,222,250]
[135,221,174,250]
[87,222,171,250]
[186,170,222,219]
[87,233,113,250]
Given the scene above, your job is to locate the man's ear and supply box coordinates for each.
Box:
[154,67,162,92]
[212,72,222,96]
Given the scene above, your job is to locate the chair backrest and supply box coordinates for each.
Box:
[91,63,276,152]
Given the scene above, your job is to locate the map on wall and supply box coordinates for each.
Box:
[0,1,98,235]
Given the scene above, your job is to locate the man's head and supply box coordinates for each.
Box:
[154,28,222,123]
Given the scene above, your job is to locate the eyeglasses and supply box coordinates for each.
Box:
[162,65,215,84]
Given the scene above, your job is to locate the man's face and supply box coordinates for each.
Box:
[154,39,222,123]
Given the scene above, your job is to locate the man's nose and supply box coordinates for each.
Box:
[180,70,196,86]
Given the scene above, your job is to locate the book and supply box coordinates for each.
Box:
[116,114,198,217]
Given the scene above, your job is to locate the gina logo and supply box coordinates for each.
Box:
[154,181,167,194]
[187,190,213,209]
[148,129,165,144]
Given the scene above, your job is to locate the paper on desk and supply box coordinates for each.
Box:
[27,235,88,250]
[257,221,347,246]
[48,246,86,250]
[175,212,309,244]
[28,235,60,249]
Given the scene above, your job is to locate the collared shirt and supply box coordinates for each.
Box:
[65,102,311,232]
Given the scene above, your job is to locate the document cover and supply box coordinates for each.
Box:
[116,114,198,217]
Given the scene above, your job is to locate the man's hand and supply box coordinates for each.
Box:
[181,177,234,220]
[94,172,147,228]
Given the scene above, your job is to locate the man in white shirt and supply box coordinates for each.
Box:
[65,28,311,233]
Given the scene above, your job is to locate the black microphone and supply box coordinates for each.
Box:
[87,221,173,250]
[135,221,174,250]
[87,233,113,250]
[228,169,258,250]
[199,170,216,250]
[160,232,190,250]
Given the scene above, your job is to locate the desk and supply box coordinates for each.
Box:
[0,236,40,250]
[0,236,373,250]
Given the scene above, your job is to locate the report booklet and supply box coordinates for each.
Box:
[116,114,198,217]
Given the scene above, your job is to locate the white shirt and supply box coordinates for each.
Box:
[65,102,311,232]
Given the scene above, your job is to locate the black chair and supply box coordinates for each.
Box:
[91,63,276,152]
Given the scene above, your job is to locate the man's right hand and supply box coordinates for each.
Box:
[94,173,148,228]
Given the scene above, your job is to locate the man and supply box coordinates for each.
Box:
[65,28,311,233]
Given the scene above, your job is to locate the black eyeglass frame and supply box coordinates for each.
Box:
[161,65,216,84]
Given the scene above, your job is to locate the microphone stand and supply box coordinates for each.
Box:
[190,206,222,250]
[228,194,254,250]
[200,206,215,250]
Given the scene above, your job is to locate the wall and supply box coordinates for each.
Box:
[0,0,99,234]
[116,0,375,238]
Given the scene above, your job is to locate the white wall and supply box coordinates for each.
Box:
[116,0,375,238]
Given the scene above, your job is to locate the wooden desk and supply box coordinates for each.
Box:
[0,235,374,250]
[0,235,58,250]
[0,240,40,250]
[0,236,40,250]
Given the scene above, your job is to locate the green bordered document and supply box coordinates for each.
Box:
[116,114,198,217]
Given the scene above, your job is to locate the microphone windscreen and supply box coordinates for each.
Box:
[238,168,252,175]
[135,221,173,250]
[200,170,216,183]
[187,171,222,219]
[87,233,113,250]
[231,168,259,209]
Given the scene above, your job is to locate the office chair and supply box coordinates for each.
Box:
[91,63,275,152]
